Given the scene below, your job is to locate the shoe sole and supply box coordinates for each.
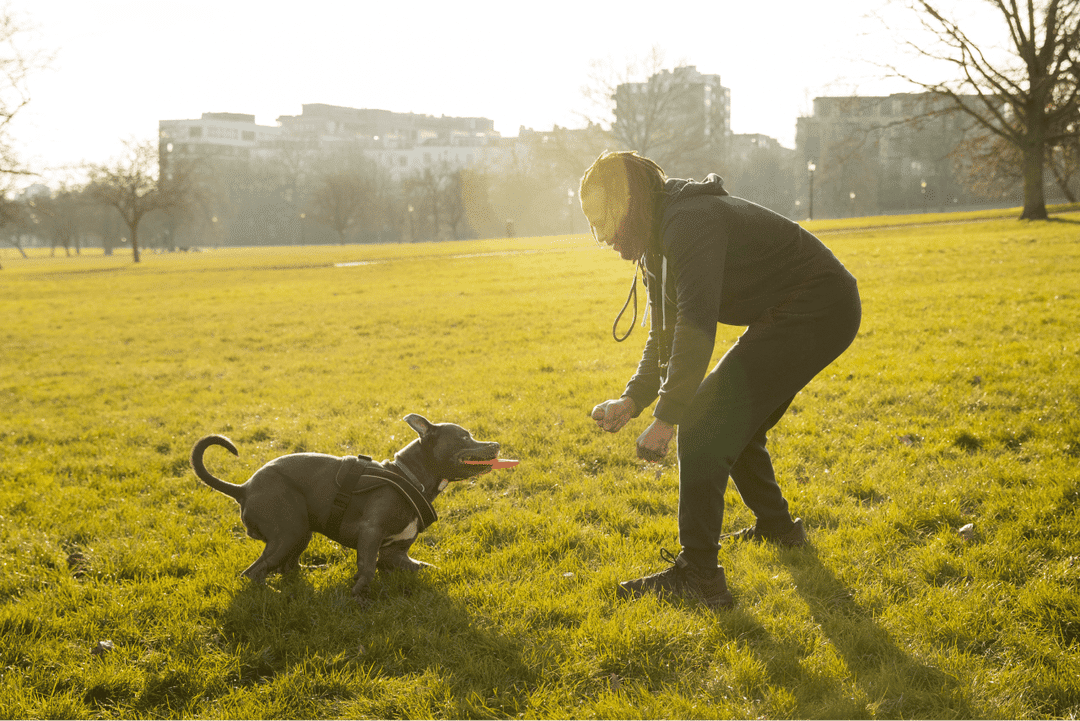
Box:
[616,581,735,609]
[727,519,808,547]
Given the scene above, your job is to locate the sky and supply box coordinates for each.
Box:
[7,0,1007,187]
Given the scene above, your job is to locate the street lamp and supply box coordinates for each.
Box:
[921,180,927,214]
[299,212,306,245]
[807,160,816,220]
[849,191,856,217]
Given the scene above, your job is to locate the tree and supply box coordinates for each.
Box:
[579,46,726,177]
[887,0,1080,219]
[440,166,467,240]
[32,185,87,256]
[0,5,50,178]
[86,139,206,262]
[953,116,1079,202]
[307,169,371,244]
[0,189,28,260]
[1048,132,1080,200]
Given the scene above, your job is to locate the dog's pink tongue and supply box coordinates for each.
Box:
[463,459,520,469]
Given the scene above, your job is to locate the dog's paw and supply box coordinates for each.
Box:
[350,579,373,603]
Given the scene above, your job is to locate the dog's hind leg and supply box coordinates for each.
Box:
[241,528,312,582]
[274,532,312,575]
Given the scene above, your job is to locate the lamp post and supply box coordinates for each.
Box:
[807,160,816,220]
[849,191,856,217]
[299,212,306,245]
[921,180,927,214]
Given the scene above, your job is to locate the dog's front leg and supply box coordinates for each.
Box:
[351,522,384,602]
[377,538,432,572]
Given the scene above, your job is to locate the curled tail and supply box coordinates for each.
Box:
[191,435,246,501]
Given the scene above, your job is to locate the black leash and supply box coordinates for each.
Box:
[612,265,640,342]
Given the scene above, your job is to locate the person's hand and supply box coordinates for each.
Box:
[636,419,675,462]
[590,397,637,433]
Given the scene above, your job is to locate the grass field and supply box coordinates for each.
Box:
[2,208,1080,718]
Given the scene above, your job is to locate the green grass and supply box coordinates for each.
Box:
[2,210,1079,718]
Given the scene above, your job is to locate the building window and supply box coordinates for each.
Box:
[242,130,255,142]
[189,127,203,138]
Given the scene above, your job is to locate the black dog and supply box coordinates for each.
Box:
[191,414,499,601]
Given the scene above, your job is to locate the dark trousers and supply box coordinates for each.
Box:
[676,276,862,555]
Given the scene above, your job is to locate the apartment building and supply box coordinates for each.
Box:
[613,65,732,175]
[158,112,281,181]
[795,92,991,217]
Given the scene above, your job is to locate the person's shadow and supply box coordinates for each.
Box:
[776,546,974,717]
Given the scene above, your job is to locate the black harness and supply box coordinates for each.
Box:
[326,455,438,538]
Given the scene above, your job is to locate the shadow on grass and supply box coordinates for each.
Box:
[779,548,974,717]
[212,565,534,717]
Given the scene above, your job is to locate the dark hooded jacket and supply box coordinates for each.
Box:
[623,174,857,426]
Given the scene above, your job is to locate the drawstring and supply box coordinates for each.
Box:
[613,256,667,343]
[612,266,639,342]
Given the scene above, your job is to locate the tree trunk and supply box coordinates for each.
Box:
[1020,131,1049,220]
[131,222,141,263]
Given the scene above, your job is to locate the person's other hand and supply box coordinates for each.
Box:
[636,419,675,462]
[590,397,636,433]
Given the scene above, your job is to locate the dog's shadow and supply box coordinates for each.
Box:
[212,557,533,711]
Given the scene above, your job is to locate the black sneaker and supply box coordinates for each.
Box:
[726,517,807,547]
[616,549,734,609]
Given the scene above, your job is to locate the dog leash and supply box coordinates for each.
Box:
[327,456,438,539]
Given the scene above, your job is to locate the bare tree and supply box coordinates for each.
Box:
[0,189,27,260]
[579,46,726,176]
[439,166,466,240]
[86,139,206,262]
[306,169,371,243]
[886,0,1080,219]
[31,185,88,256]
[953,115,1079,202]
[0,5,50,178]
[400,169,446,241]
[1049,133,1080,200]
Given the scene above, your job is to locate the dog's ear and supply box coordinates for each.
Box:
[403,414,435,438]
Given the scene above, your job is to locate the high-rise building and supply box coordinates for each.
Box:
[613,65,731,175]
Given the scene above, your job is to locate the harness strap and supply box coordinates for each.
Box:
[360,466,438,531]
[325,456,438,538]
[326,455,370,537]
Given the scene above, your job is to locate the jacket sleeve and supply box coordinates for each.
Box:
[622,303,663,417]
[651,207,727,426]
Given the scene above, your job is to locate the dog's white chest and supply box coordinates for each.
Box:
[382,518,419,545]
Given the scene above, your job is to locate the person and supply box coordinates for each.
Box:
[581,151,861,609]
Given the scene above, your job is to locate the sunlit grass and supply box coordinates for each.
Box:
[2,211,1079,718]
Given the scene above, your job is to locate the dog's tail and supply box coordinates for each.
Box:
[190,435,246,501]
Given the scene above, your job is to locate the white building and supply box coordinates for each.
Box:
[158,112,281,179]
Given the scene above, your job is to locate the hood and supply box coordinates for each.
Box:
[663,174,730,205]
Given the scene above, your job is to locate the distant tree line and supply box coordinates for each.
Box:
[3,2,1079,266]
